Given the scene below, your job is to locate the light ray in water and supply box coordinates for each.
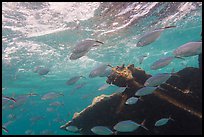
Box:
[153,89,202,119]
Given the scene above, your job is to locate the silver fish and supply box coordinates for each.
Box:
[7,114,16,121]
[113,120,148,132]
[33,66,43,73]
[150,56,174,70]
[46,107,55,112]
[155,116,174,127]
[135,87,157,96]
[53,117,66,124]
[91,126,114,135]
[125,97,140,105]
[66,76,86,85]
[89,63,109,78]
[138,54,148,64]
[66,125,81,133]
[72,39,103,54]
[49,101,64,107]
[37,67,49,75]
[75,82,87,89]
[40,129,54,135]
[69,50,89,60]
[30,116,45,122]
[99,67,112,77]
[173,41,202,57]
[26,92,38,97]
[41,92,64,100]
[137,26,176,47]
[25,129,35,135]
[144,73,172,87]
[98,84,111,91]
[115,86,127,93]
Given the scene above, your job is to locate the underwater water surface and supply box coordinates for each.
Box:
[2,2,202,135]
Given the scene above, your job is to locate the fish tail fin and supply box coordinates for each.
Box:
[140,119,149,131]
[2,126,9,133]
[169,115,175,122]
[95,40,104,44]
[138,96,144,101]
[10,97,17,103]
[80,76,86,79]
[157,86,168,92]
[79,128,83,132]
[113,131,118,135]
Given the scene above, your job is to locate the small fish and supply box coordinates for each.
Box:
[155,116,174,127]
[138,54,148,64]
[72,39,104,54]
[66,76,86,85]
[41,92,64,100]
[66,125,81,133]
[98,84,111,91]
[135,87,157,96]
[81,94,91,99]
[69,50,89,60]
[125,97,141,105]
[115,86,127,93]
[49,101,64,107]
[25,129,35,135]
[38,68,49,75]
[7,114,16,120]
[26,92,38,97]
[2,126,8,133]
[33,66,43,73]
[173,41,202,57]
[40,129,54,135]
[53,117,66,124]
[150,56,174,70]
[89,63,109,78]
[144,73,172,87]
[75,82,87,89]
[91,126,114,135]
[113,120,148,132]
[30,116,45,122]
[2,95,16,103]
[99,67,112,77]
[137,26,176,47]
[46,107,55,112]
[3,121,14,128]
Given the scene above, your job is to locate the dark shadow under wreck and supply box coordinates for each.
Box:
[60,63,202,135]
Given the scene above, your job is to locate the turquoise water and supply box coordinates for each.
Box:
[2,2,202,135]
